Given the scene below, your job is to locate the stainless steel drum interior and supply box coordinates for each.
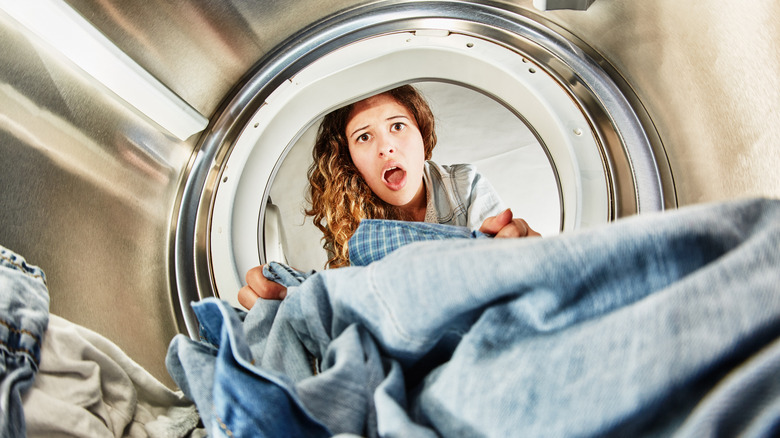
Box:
[1,0,778,387]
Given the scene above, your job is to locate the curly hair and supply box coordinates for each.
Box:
[305,85,437,268]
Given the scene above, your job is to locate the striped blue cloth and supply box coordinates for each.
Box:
[348,219,485,267]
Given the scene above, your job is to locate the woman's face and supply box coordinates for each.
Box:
[346,93,427,213]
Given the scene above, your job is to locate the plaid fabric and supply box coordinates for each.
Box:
[263,220,486,286]
[348,219,485,267]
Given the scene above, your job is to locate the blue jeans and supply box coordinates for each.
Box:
[0,246,49,437]
[167,198,780,437]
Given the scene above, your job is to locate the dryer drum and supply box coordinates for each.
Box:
[172,1,673,337]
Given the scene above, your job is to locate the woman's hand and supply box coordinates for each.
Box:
[479,208,541,238]
[237,265,288,309]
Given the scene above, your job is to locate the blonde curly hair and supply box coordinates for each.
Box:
[305,85,437,268]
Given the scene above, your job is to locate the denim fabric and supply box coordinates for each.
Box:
[348,220,485,267]
[166,298,331,437]
[0,246,49,438]
[167,198,780,437]
[262,262,315,287]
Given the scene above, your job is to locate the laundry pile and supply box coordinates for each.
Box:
[168,198,780,437]
[0,247,203,437]
[3,198,780,437]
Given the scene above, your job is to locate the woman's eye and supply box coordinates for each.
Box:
[391,122,405,132]
[357,133,370,143]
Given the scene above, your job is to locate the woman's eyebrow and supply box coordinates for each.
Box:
[349,125,369,138]
[350,115,409,138]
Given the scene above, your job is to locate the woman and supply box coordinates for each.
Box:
[238,85,538,307]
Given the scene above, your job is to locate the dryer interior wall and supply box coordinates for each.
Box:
[0,7,194,387]
[539,2,780,203]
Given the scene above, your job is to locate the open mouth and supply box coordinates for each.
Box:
[382,166,406,190]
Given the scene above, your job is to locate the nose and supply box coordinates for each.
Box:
[377,134,395,157]
[378,146,395,157]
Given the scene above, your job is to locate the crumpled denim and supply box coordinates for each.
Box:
[262,262,314,288]
[166,297,331,438]
[0,246,49,438]
[167,198,780,437]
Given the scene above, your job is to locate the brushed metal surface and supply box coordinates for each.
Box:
[537,0,780,204]
[0,9,192,386]
[62,0,359,118]
[1,0,778,388]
